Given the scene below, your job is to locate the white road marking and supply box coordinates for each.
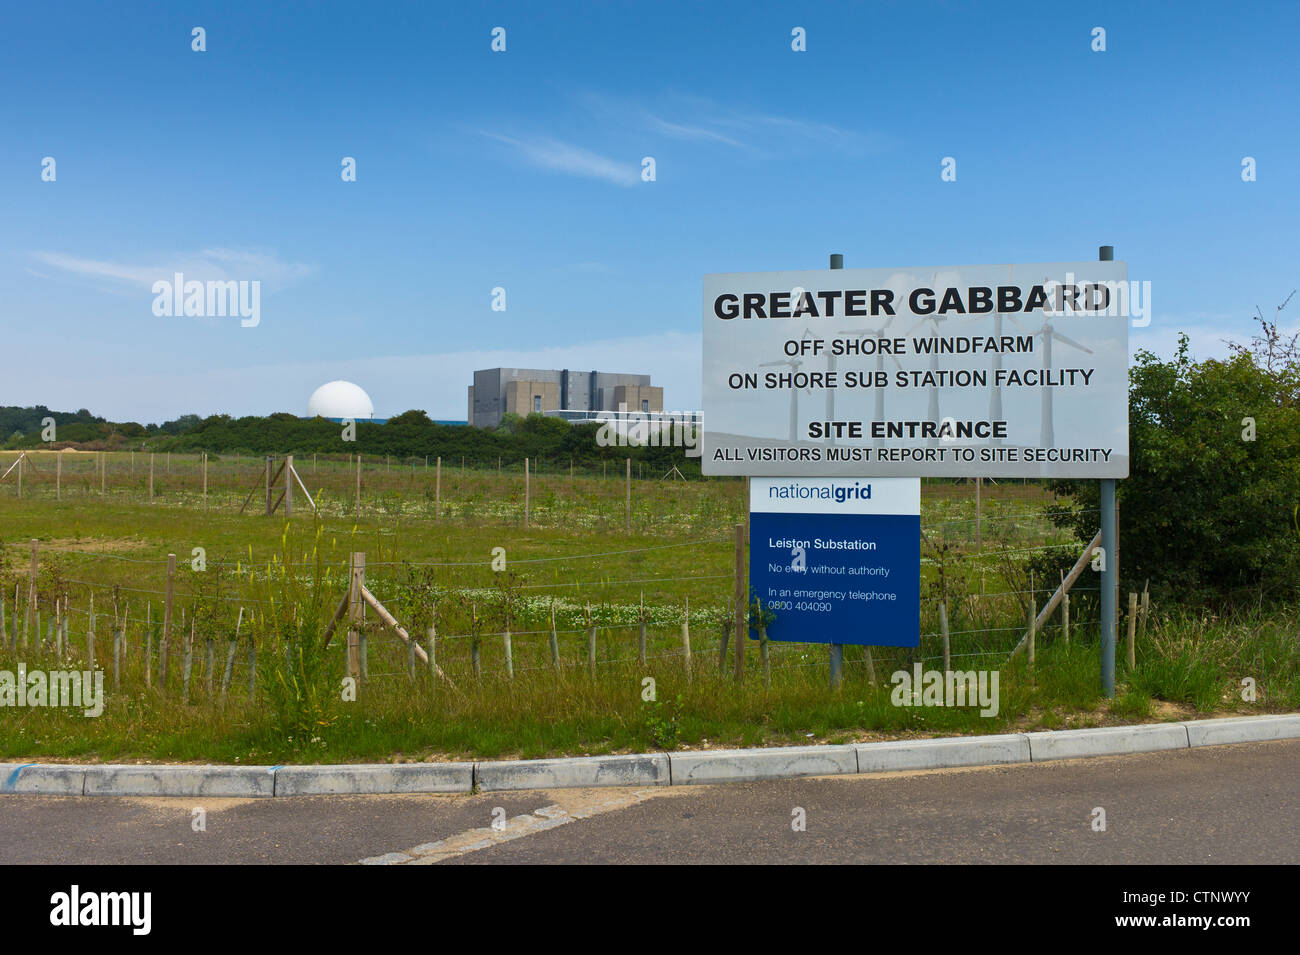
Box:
[358,787,672,865]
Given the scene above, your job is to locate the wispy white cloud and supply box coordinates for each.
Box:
[31,248,316,291]
[480,133,640,186]
[643,114,746,148]
[577,90,889,157]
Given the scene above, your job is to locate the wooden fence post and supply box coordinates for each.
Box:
[549,601,560,670]
[264,456,272,516]
[202,452,208,511]
[160,554,175,688]
[56,449,61,500]
[355,454,361,517]
[1027,594,1037,678]
[284,454,293,517]
[681,596,691,677]
[524,457,531,526]
[975,477,982,549]
[625,458,631,532]
[758,598,770,688]
[435,456,441,521]
[149,453,155,501]
[27,539,37,649]
[1060,570,1070,644]
[112,622,122,691]
[347,553,364,679]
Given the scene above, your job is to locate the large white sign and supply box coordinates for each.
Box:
[702,261,1130,478]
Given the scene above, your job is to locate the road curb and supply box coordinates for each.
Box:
[475,754,669,792]
[1182,714,1300,747]
[856,733,1030,772]
[2,714,1296,797]
[1026,722,1189,762]
[82,764,277,797]
[669,744,858,785]
[274,763,472,796]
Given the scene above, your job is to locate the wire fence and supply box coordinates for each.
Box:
[0,458,1110,700]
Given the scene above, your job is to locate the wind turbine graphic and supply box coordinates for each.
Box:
[761,328,816,442]
[911,272,948,446]
[1036,316,1093,448]
[820,310,907,447]
[987,266,1028,446]
[820,274,944,446]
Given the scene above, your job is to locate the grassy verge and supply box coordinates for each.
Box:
[1,606,1294,764]
[0,470,1294,763]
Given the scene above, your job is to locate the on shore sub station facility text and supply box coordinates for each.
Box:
[701,260,1130,646]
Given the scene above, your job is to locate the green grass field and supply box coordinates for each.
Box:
[0,450,1294,763]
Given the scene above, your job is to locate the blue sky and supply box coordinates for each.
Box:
[2,0,1296,423]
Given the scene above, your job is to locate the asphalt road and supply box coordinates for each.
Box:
[1,740,1296,865]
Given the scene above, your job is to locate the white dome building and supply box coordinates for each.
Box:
[307,380,375,420]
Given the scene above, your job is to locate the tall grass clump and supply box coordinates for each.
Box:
[251,521,343,747]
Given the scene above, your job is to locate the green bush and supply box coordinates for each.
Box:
[1047,329,1300,607]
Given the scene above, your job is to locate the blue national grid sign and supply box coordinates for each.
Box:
[749,477,920,647]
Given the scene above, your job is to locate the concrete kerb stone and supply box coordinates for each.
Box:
[1182,714,1300,747]
[1026,722,1189,762]
[2,716,1296,796]
[274,763,471,796]
[82,764,277,797]
[670,744,858,785]
[856,733,1030,774]
[1,763,85,795]
[474,753,669,792]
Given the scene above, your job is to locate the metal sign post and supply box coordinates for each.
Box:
[828,252,844,689]
[1099,244,1118,697]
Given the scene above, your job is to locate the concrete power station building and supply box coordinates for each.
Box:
[468,368,663,429]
